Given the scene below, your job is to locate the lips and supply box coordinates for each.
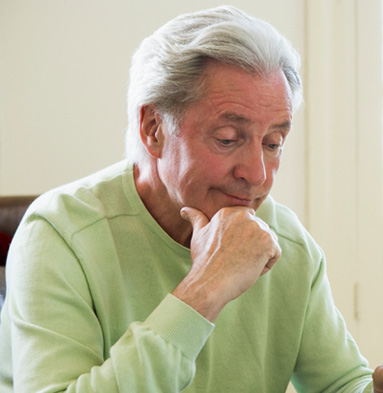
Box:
[227,194,252,202]
[217,188,267,210]
[220,191,253,206]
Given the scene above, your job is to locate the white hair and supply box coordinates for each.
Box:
[125,5,303,164]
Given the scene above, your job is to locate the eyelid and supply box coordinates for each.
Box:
[215,126,238,137]
[265,132,284,143]
[214,127,241,145]
[263,133,285,151]
[264,143,282,150]
[217,138,237,146]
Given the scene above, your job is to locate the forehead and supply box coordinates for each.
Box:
[181,61,293,131]
[205,61,291,102]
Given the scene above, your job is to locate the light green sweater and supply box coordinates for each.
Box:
[0,161,374,392]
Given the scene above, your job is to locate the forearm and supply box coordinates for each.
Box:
[9,295,213,393]
[3,219,214,392]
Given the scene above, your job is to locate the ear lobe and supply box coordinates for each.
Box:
[139,105,164,159]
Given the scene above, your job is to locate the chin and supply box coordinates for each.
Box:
[252,196,268,211]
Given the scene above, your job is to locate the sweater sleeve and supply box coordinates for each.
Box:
[3,218,214,393]
[291,253,374,393]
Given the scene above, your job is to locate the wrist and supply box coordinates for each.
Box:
[172,280,226,323]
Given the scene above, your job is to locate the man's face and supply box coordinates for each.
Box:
[157,61,293,220]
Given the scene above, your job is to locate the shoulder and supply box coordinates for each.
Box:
[257,196,323,266]
[20,161,135,241]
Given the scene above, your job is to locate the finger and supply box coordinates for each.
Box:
[260,242,282,275]
[180,207,209,231]
[266,226,278,243]
[373,365,383,393]
[251,217,280,257]
[250,215,277,239]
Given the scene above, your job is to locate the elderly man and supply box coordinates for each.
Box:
[0,6,382,392]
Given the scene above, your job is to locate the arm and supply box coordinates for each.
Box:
[287,251,374,393]
[5,218,213,392]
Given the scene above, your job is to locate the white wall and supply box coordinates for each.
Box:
[0,0,307,223]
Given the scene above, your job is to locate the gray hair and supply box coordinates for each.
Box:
[125,5,303,164]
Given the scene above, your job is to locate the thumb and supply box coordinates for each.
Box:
[180,206,209,231]
[373,365,383,393]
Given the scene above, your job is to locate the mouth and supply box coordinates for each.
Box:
[220,191,253,206]
[216,188,268,210]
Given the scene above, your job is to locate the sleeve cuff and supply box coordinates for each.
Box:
[145,293,215,361]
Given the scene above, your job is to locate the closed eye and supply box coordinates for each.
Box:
[217,139,237,146]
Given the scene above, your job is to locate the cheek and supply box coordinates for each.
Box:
[188,149,230,177]
[201,159,233,186]
[265,157,282,182]
[270,161,280,175]
[181,157,230,200]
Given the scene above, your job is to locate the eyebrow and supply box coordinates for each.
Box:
[222,113,291,131]
[223,112,250,124]
[273,120,292,131]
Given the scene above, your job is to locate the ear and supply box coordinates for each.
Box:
[139,105,165,159]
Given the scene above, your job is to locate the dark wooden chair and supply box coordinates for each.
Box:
[0,196,38,316]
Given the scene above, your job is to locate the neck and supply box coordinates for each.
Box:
[133,162,193,247]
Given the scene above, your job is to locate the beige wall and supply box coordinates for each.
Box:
[0,0,307,223]
[305,0,383,369]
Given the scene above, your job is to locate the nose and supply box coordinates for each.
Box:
[233,144,267,186]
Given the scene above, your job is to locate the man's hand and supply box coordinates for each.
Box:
[373,365,383,392]
[172,206,281,322]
